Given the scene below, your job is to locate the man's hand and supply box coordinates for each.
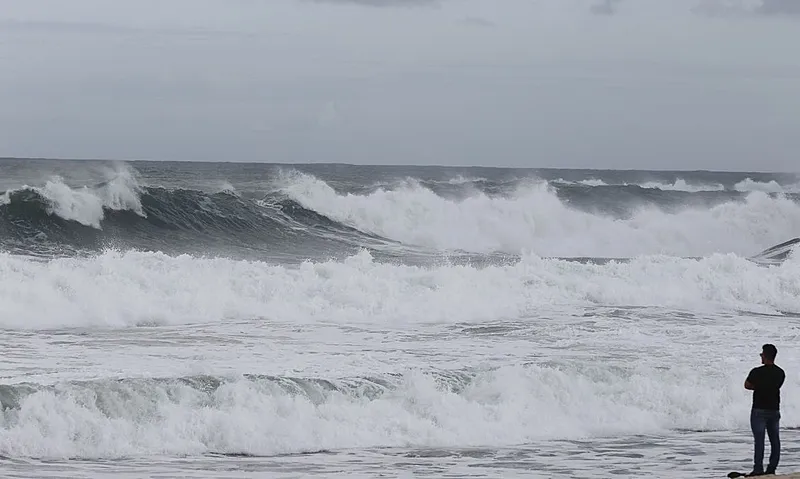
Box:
[745,380,754,390]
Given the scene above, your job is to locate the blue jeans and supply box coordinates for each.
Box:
[751,408,781,473]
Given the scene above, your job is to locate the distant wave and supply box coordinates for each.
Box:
[0,168,396,260]
[552,177,800,193]
[281,171,800,258]
[2,164,799,260]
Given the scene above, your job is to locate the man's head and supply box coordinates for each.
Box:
[761,344,778,364]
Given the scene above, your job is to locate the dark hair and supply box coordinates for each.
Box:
[762,344,778,361]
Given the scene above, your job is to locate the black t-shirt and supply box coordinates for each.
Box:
[747,364,785,410]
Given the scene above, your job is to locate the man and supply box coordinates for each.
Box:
[744,344,785,476]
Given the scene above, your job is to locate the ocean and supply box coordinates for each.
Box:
[1,158,799,478]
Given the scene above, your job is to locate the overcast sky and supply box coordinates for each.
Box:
[0,0,798,171]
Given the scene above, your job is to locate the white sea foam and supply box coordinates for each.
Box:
[215,180,239,195]
[638,179,725,192]
[0,248,798,330]
[1,360,791,460]
[733,178,792,194]
[576,179,609,187]
[562,178,726,192]
[280,172,800,257]
[556,177,800,193]
[2,247,798,461]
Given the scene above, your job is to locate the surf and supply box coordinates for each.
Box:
[1,247,799,331]
[0,364,782,460]
[280,170,800,258]
[3,163,800,263]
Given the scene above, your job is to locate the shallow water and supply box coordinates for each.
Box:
[3,430,799,478]
[2,304,798,477]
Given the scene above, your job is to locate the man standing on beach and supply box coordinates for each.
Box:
[744,344,785,476]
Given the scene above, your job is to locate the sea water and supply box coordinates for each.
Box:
[1,159,799,478]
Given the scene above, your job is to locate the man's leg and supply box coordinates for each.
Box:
[766,411,781,474]
[751,409,767,474]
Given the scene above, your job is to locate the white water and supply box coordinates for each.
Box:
[733,178,795,194]
[0,164,144,228]
[2,262,800,459]
[1,248,799,464]
[561,178,727,192]
[0,358,790,460]
[3,167,800,475]
[1,249,799,330]
[1,246,799,476]
[282,172,800,257]
[559,178,800,193]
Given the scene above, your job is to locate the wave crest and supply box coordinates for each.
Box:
[0,363,782,459]
[281,171,800,258]
[3,165,800,260]
[0,248,798,330]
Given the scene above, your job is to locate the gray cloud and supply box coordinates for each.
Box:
[0,17,247,37]
[590,0,623,16]
[460,16,494,27]
[303,0,439,6]
[1,0,799,171]
[757,0,800,15]
[690,0,800,17]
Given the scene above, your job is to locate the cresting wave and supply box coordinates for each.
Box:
[0,169,390,259]
[282,172,800,257]
[1,364,795,459]
[0,168,144,228]
[2,164,800,259]
[553,178,800,193]
[0,249,798,330]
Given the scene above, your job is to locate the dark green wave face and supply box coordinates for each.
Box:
[0,184,393,261]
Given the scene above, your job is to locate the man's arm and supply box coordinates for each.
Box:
[745,369,756,390]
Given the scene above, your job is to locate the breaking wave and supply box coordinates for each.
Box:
[2,363,796,459]
[2,163,799,260]
[1,248,798,330]
[281,172,800,258]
